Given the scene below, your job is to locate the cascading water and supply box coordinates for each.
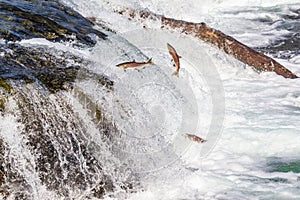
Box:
[0,0,215,198]
[1,0,300,199]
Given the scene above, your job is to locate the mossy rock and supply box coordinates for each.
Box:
[0,96,5,112]
[0,78,12,94]
[0,0,114,94]
[0,0,106,46]
[0,43,114,93]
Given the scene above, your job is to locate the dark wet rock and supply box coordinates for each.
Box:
[0,32,121,200]
[72,86,120,140]
[0,139,6,197]
[88,17,117,34]
[0,0,106,46]
[14,88,116,198]
[0,43,81,93]
[91,177,115,199]
[0,1,138,198]
[0,140,32,200]
[0,43,113,93]
[0,0,112,93]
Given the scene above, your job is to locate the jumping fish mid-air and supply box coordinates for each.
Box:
[186,134,207,143]
[116,58,153,69]
[167,43,181,77]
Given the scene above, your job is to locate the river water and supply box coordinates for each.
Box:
[0,0,300,199]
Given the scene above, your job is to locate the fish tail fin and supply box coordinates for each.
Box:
[172,71,179,77]
[147,58,152,64]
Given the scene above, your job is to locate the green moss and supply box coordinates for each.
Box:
[95,108,102,121]
[37,75,65,93]
[0,97,5,112]
[36,69,78,93]
[0,78,12,93]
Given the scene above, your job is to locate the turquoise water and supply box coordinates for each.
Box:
[269,159,300,173]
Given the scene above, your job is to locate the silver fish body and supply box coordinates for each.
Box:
[116,58,152,69]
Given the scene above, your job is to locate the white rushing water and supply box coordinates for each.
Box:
[59,0,300,199]
[3,0,299,199]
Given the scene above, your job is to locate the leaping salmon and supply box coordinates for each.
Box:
[167,43,181,77]
[186,134,207,143]
[116,58,153,69]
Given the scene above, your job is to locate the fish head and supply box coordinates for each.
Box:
[116,64,127,69]
[185,133,194,139]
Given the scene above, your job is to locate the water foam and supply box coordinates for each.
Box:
[3,0,299,199]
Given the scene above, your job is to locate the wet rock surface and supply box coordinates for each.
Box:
[0,43,114,93]
[14,88,115,198]
[0,0,112,93]
[0,139,6,198]
[0,43,84,93]
[0,0,133,199]
[0,0,106,45]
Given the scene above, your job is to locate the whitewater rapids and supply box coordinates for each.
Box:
[1,0,300,199]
